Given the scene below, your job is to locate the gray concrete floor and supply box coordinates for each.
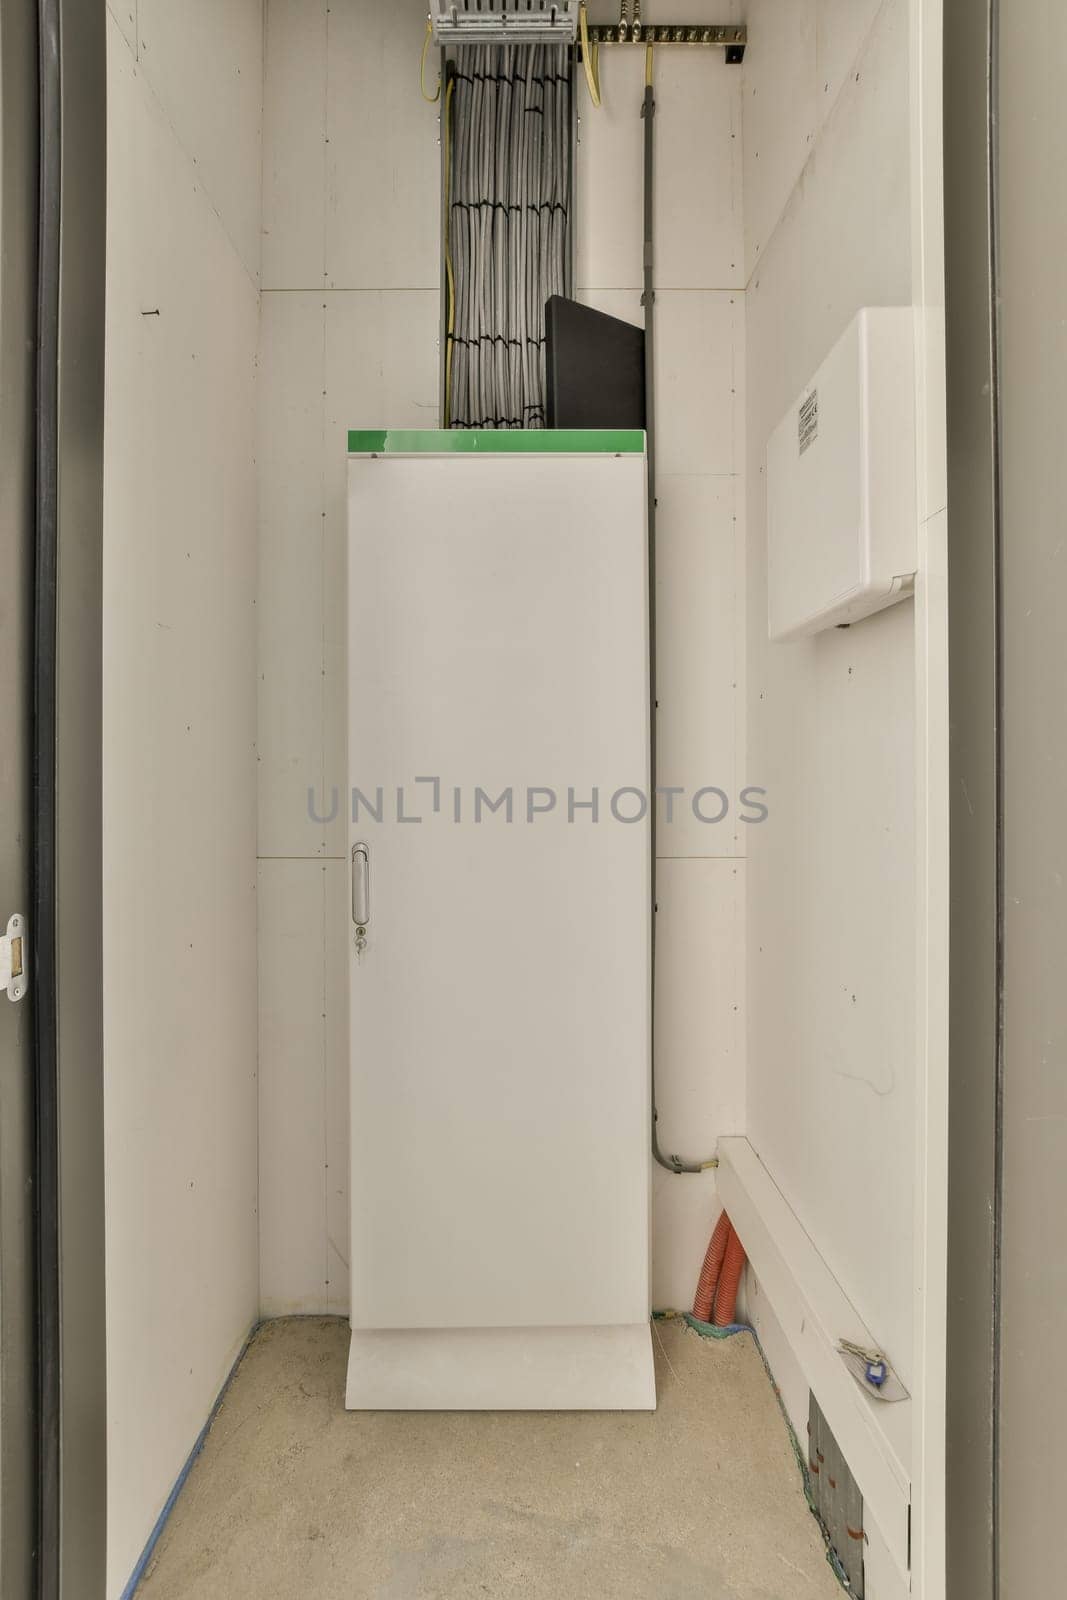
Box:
[136,1317,840,1600]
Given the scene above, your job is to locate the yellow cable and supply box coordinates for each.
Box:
[645,40,654,88]
[578,2,602,109]
[444,76,456,426]
[420,16,441,103]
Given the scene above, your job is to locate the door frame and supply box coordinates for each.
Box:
[943,1,1000,1596]
[0,0,41,1592]
[33,0,108,1593]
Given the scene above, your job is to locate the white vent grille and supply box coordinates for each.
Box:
[432,1,577,45]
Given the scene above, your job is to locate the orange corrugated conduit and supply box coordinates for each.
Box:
[692,1209,748,1327]
[692,1211,732,1322]
[713,1223,747,1327]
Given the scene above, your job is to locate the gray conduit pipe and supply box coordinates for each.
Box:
[642,55,716,1177]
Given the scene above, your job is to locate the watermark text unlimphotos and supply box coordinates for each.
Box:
[307,779,768,827]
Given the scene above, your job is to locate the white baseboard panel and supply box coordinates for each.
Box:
[345,1323,657,1411]
[716,1136,912,1583]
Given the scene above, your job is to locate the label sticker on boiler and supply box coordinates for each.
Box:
[798,390,819,455]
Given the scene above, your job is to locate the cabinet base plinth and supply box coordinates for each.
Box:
[345,1323,656,1411]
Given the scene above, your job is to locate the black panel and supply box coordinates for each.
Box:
[545,295,645,430]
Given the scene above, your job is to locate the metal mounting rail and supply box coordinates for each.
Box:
[585,22,746,61]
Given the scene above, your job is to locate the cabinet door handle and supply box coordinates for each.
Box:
[352,843,370,928]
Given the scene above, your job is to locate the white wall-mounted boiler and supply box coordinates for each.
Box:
[766,307,918,641]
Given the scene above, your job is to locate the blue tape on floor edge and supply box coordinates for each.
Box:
[118,1321,260,1600]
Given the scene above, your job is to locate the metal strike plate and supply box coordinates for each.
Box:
[1,913,28,1002]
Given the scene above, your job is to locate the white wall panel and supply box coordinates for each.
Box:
[654,860,745,1157]
[324,860,351,1314]
[657,292,744,476]
[741,0,817,278]
[104,18,260,1594]
[107,0,136,52]
[760,3,911,370]
[816,0,884,125]
[655,475,742,858]
[746,602,917,1377]
[258,292,327,858]
[324,0,441,290]
[576,46,742,292]
[136,0,264,284]
[652,49,743,291]
[652,1169,720,1312]
[263,0,327,290]
[322,292,441,437]
[258,859,329,1315]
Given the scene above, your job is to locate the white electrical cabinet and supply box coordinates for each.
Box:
[345,430,654,1412]
[766,307,918,641]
